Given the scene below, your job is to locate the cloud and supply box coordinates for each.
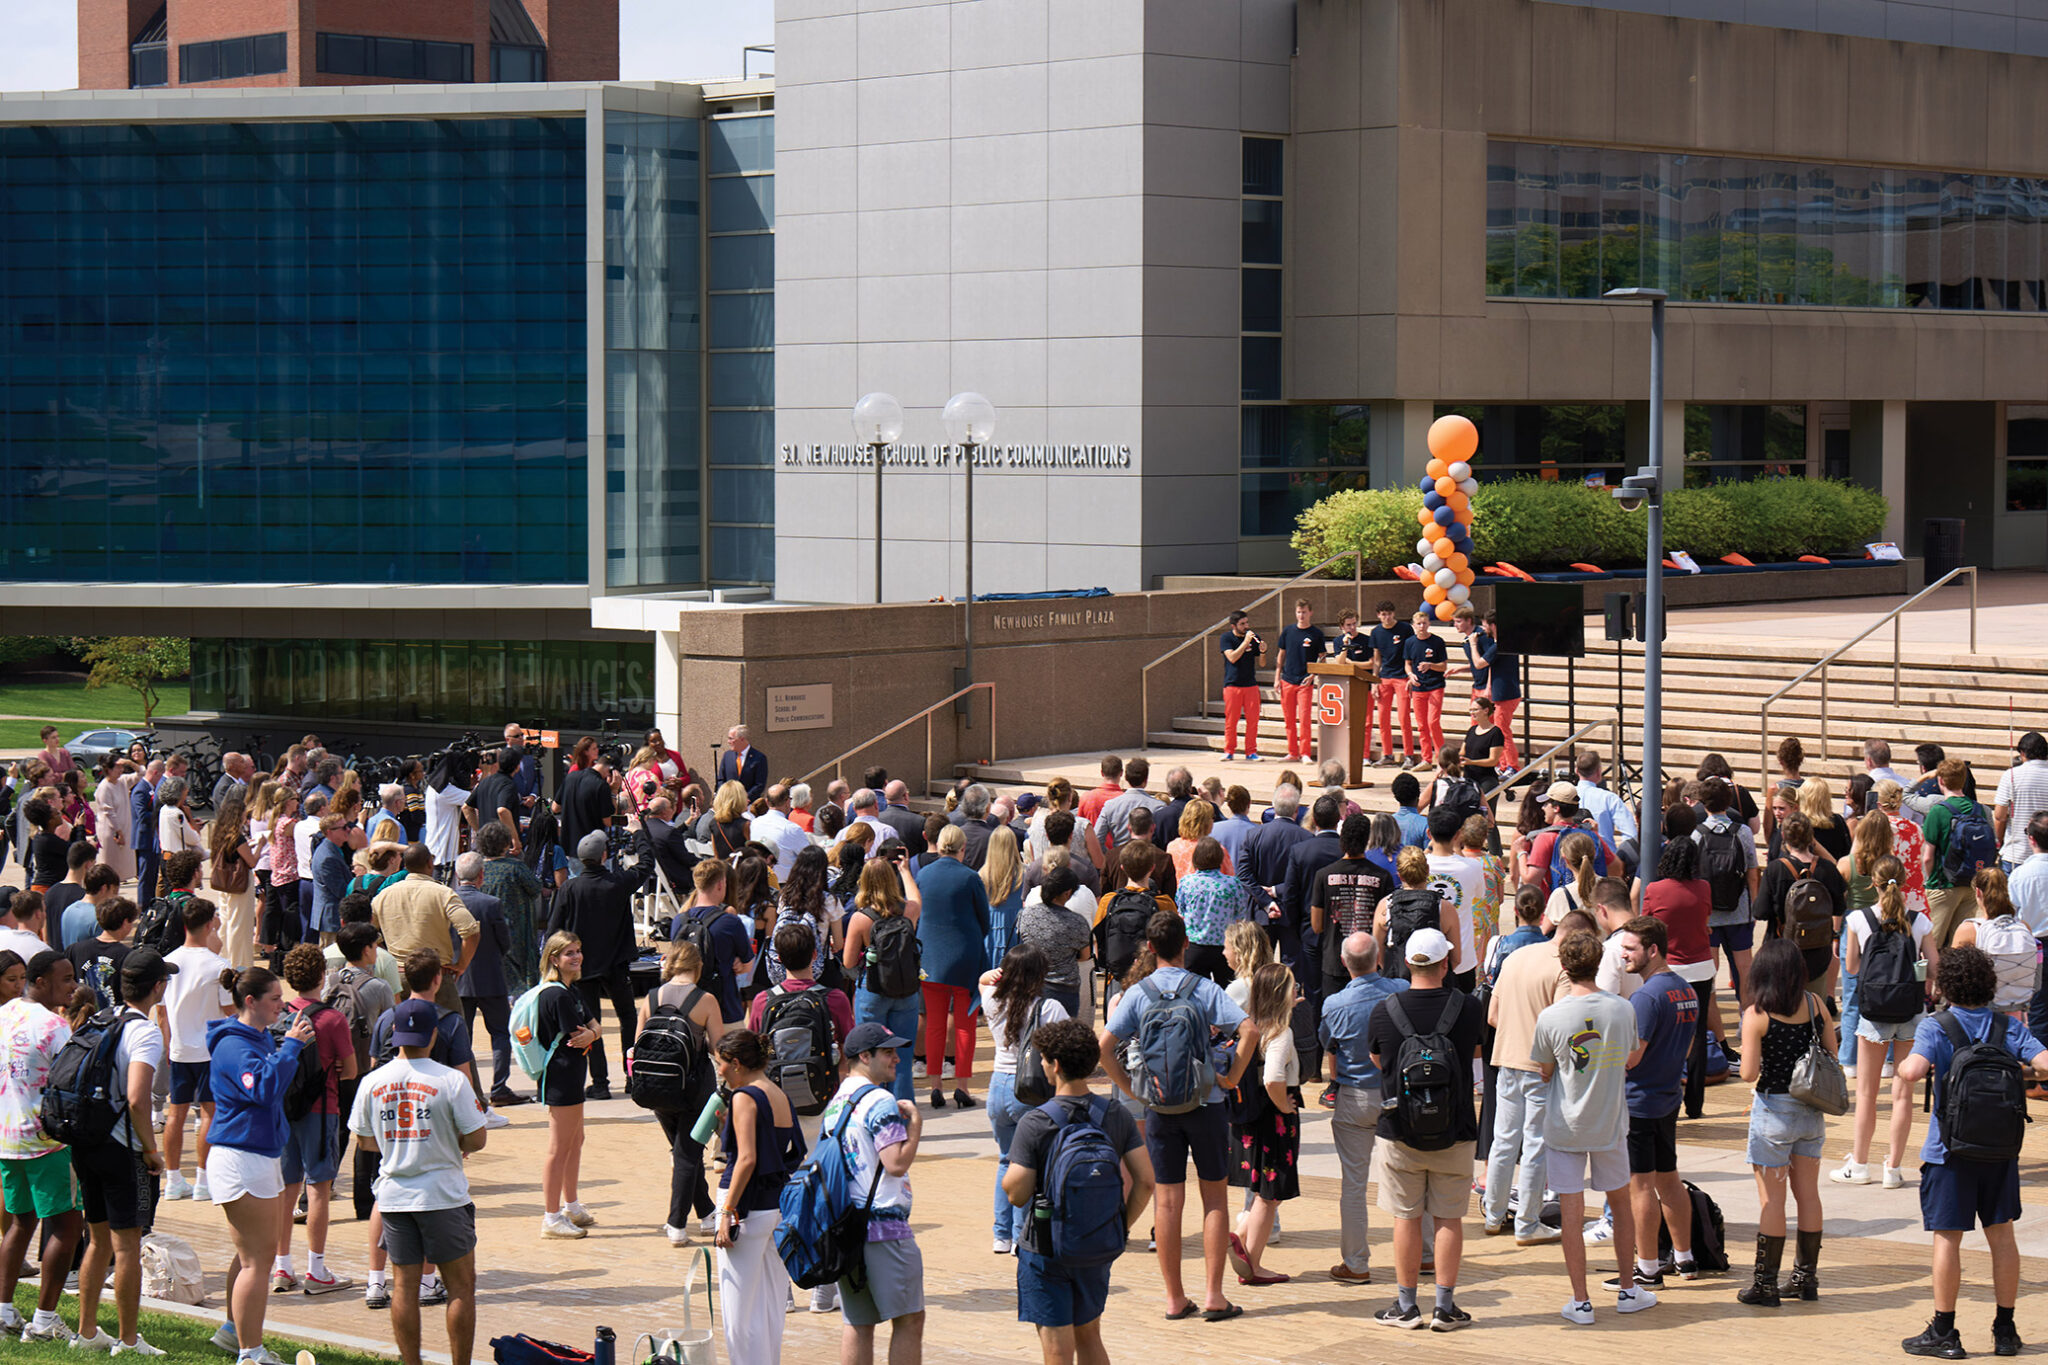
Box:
[0,0,773,93]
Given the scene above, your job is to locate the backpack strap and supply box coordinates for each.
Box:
[1935,1008,1971,1052]
[1382,992,1415,1039]
[1437,990,1463,1035]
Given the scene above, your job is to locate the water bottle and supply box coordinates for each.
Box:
[690,1088,730,1146]
[595,1326,616,1365]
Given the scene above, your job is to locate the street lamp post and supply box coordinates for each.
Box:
[942,392,997,720]
[851,392,904,604]
[1604,287,1667,876]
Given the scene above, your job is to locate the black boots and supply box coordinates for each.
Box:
[1778,1229,1822,1301]
[1737,1233,1783,1307]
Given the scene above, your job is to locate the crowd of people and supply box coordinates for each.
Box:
[1,709,2046,1364]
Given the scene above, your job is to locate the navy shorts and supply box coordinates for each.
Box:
[1016,1249,1111,1329]
[1921,1159,2022,1232]
[1710,922,1755,953]
[167,1060,213,1106]
[1142,1102,1230,1185]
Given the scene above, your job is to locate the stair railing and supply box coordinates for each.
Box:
[1140,550,1366,746]
[1493,714,1623,801]
[1758,566,1977,791]
[797,682,996,798]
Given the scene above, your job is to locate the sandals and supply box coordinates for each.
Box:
[1240,1271,1291,1286]
[1203,1303,1244,1323]
[1164,1302,1201,1321]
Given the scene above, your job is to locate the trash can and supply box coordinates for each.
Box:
[1923,517,1965,581]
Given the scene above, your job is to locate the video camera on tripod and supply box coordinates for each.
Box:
[594,718,632,772]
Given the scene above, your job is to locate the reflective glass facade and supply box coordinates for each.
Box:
[190,637,654,729]
[604,111,703,590]
[706,113,774,586]
[1488,140,2048,310]
[0,117,588,582]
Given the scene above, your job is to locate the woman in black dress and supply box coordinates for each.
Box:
[536,930,600,1240]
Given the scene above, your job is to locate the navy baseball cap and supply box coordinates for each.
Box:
[390,998,440,1048]
[844,1022,912,1058]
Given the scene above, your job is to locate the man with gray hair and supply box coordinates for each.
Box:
[210,752,251,814]
[1153,768,1197,852]
[825,778,851,811]
[956,784,999,871]
[716,724,767,801]
[368,784,407,846]
[750,783,811,879]
[1093,757,1164,853]
[1320,929,1411,1285]
[452,852,519,1108]
[1240,783,1308,927]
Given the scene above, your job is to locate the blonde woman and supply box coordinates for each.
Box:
[1951,868,2035,1021]
[207,789,261,968]
[1229,962,1302,1286]
[1222,919,1275,1013]
[702,781,751,859]
[635,939,726,1244]
[1169,800,1233,880]
[1544,831,1600,924]
[1798,776,1850,861]
[1834,857,1934,1190]
[982,826,1024,969]
[840,857,924,1102]
[1874,780,1930,917]
[535,932,601,1239]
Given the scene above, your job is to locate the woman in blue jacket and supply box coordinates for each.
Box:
[206,966,315,1362]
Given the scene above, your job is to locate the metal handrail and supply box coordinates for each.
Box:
[797,682,996,796]
[1495,715,1623,798]
[1758,565,1978,789]
[1139,550,1367,744]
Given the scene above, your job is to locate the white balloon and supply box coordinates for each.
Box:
[1434,567,1457,589]
[1458,477,1478,497]
[1448,461,1471,480]
[1422,553,1443,573]
[1448,584,1471,605]
[1416,537,1435,557]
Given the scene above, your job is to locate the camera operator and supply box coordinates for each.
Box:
[555,737,614,887]
[1220,609,1268,763]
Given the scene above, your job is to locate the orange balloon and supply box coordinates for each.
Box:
[1425,458,1448,480]
[1455,509,1476,525]
[1432,537,1455,559]
[1446,552,1468,572]
[1454,567,1476,586]
[1434,475,1456,497]
[1434,602,1458,622]
[1427,414,1479,463]
[1446,491,1469,515]
[1423,584,1447,605]
[1417,507,1436,526]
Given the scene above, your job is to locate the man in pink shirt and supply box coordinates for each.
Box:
[746,924,853,1045]
[1077,755,1125,829]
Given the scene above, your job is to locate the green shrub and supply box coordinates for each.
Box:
[1296,476,1888,572]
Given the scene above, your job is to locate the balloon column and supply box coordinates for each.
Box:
[1415,414,1480,623]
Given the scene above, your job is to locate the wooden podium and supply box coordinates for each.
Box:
[1308,659,1372,785]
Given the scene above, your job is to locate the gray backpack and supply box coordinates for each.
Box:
[1128,978,1216,1115]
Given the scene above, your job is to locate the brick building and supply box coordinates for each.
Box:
[79,0,618,91]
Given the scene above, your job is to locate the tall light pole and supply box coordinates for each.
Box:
[943,391,997,724]
[1604,286,1667,877]
[851,392,904,603]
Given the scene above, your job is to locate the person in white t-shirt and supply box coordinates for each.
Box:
[349,998,488,1365]
[1834,857,1938,1189]
[0,887,52,966]
[1424,809,1487,983]
[1592,881,1644,1001]
[0,949,81,1341]
[159,898,233,1203]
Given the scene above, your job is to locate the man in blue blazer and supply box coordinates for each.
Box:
[716,725,768,800]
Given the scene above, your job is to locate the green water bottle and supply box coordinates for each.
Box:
[690,1088,730,1146]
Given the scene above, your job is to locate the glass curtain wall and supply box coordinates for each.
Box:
[705,113,774,585]
[1488,140,2048,311]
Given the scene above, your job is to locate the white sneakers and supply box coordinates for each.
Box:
[562,1201,597,1228]
[193,1176,211,1202]
[0,1307,21,1333]
[663,1223,692,1246]
[162,1173,193,1201]
[541,1212,586,1239]
[808,1285,839,1314]
[483,1108,511,1130]
[1831,1159,1875,1185]
[22,1317,76,1343]
[1561,1300,1595,1326]
[109,1336,164,1357]
[1585,1214,1615,1243]
[1617,1286,1658,1314]
[1884,1165,1907,1189]
[70,1328,117,1353]
[992,1237,1013,1255]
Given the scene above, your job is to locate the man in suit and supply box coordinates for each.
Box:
[956,784,999,871]
[716,725,768,801]
[1152,767,1197,851]
[878,781,928,857]
[130,758,163,902]
[637,795,696,900]
[453,851,521,1107]
[1278,793,1346,1003]
[1240,782,1310,949]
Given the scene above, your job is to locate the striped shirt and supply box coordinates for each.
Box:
[1996,760,2048,865]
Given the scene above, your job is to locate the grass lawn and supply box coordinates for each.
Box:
[0,679,191,750]
[7,1283,393,1364]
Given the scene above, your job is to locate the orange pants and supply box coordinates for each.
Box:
[1373,679,1414,760]
[1411,686,1446,760]
[1492,696,1522,769]
[1278,679,1314,759]
[1223,685,1263,758]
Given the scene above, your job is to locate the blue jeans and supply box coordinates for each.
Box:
[1837,924,1862,1068]
[1483,1067,1548,1237]
[854,986,920,1103]
[986,1071,1029,1244]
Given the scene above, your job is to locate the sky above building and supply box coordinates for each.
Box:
[0,0,774,91]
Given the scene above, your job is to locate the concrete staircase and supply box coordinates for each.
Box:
[1144,636,2048,792]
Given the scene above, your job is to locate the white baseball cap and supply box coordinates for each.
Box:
[1404,928,1453,967]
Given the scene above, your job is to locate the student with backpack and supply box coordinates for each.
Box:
[674,859,759,1028]
[839,857,925,1103]
[1922,758,1997,950]
[328,922,396,1228]
[1099,910,1257,1322]
[271,943,358,1296]
[710,1028,806,1365]
[631,938,724,1246]
[1758,813,1847,997]
[1894,944,2048,1360]
[817,1023,927,1365]
[1694,777,1761,1017]
[1374,847,1454,984]
[0,950,82,1343]
[748,923,852,1117]
[981,944,1070,1254]
[1950,869,2035,1023]
[205,964,317,1365]
[1526,783,1616,900]
[527,931,598,1241]
[1833,857,1936,1191]
[1363,928,1484,1330]
[1002,1018,1154,1365]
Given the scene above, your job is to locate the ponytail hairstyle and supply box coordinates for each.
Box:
[1850,808,1893,879]
[1872,856,1909,934]
[226,966,279,1011]
[1974,866,2015,921]
[1560,830,1597,906]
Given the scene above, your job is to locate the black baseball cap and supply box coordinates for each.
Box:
[120,946,180,990]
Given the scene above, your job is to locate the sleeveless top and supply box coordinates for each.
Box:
[1756,1006,1817,1095]
[1846,867,1876,912]
[719,1083,806,1214]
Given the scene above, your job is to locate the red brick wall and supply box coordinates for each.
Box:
[526,0,617,81]
[77,0,162,89]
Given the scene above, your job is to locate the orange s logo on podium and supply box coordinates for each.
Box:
[1315,683,1346,727]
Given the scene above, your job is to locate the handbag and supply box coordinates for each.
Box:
[210,836,251,895]
[1786,992,1850,1116]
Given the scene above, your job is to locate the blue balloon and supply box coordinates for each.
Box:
[1419,476,1437,493]
[1448,523,1472,546]
[1433,506,1456,526]
[1423,491,1444,510]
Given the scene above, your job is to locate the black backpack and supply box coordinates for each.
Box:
[39,1007,135,1149]
[627,987,713,1112]
[1012,999,1055,1107]
[762,983,839,1117]
[675,909,725,1001]
[271,1001,336,1126]
[1694,815,1749,917]
[1856,909,1924,1025]
[864,915,922,999]
[1658,1180,1729,1273]
[136,892,189,955]
[1094,889,1156,980]
[1381,889,1442,982]
[1434,778,1486,827]
[1934,1009,2029,1163]
[1382,991,1465,1149]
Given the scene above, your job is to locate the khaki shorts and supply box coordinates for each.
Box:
[1925,886,1971,951]
[1378,1140,1476,1221]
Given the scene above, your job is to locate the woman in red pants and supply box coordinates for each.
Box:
[911,823,993,1110]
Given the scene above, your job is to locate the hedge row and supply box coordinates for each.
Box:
[1292,476,1888,575]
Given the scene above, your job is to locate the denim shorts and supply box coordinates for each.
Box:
[1016,1248,1111,1328]
[279,1110,341,1186]
[1746,1090,1826,1168]
[1856,1013,1924,1045]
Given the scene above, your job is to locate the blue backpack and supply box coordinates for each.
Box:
[776,1084,884,1291]
[1541,823,1608,901]
[1938,798,1999,885]
[1031,1096,1128,1267]
[1128,978,1216,1115]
